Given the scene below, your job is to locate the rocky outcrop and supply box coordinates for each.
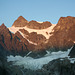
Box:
[0,24,29,56]
[0,56,24,75]
[0,23,13,50]
[19,29,49,50]
[48,16,75,51]
[28,32,46,44]
[27,20,52,29]
[54,16,75,42]
[12,16,52,29]
[27,50,47,58]
[20,58,75,75]
[69,44,75,58]
[19,29,29,35]
[40,58,75,75]
[12,16,28,27]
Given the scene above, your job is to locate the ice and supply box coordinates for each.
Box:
[7,47,72,70]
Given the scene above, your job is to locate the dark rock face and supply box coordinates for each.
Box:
[40,58,75,75]
[0,56,23,75]
[69,44,75,58]
[27,50,47,58]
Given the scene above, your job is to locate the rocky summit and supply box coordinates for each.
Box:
[0,16,75,75]
[8,16,75,52]
[12,16,28,27]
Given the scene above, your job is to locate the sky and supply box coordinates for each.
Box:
[0,0,75,27]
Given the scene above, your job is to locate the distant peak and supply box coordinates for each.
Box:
[12,16,28,27]
[0,23,6,28]
[17,16,27,21]
[18,16,24,19]
[1,23,5,26]
[29,20,37,23]
[18,16,24,18]
[67,16,73,18]
[0,23,8,31]
[58,16,75,24]
[59,16,75,20]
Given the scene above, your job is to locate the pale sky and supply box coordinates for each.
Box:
[0,0,75,27]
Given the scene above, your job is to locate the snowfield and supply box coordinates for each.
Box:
[8,24,56,39]
[8,24,56,45]
[7,47,75,70]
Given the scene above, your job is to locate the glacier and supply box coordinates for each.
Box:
[7,47,75,70]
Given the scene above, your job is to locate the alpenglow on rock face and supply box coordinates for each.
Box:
[48,16,75,51]
[0,16,75,57]
[12,16,29,27]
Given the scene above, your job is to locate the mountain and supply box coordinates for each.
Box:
[0,16,75,75]
[27,20,52,29]
[12,16,28,27]
[0,23,29,56]
[69,44,75,58]
[0,16,75,57]
[48,16,75,51]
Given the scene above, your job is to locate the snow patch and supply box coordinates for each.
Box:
[25,51,32,57]
[74,41,75,43]
[37,21,43,23]
[60,59,64,61]
[18,31,25,38]
[8,26,23,34]
[7,47,72,70]
[24,24,56,39]
[68,58,75,63]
